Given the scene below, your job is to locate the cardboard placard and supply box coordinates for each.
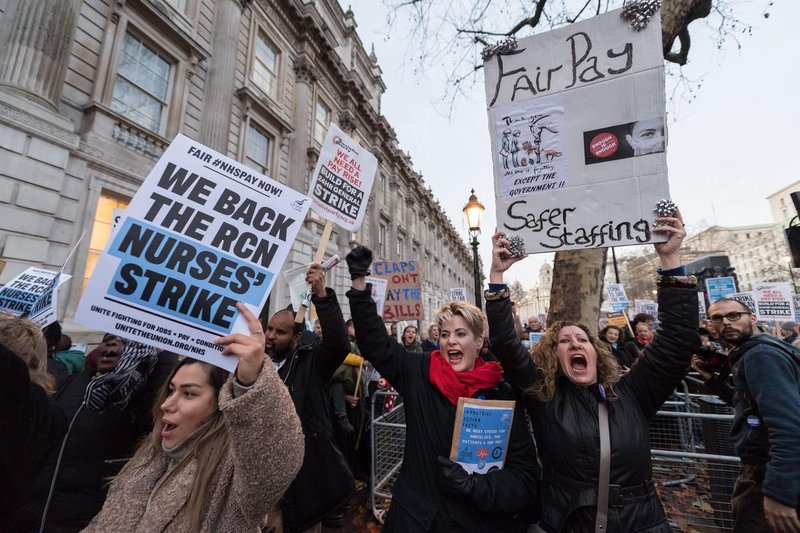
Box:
[308,123,377,231]
[484,9,668,253]
[606,283,629,312]
[752,282,794,322]
[449,287,468,301]
[372,260,422,321]
[450,397,516,474]
[76,134,310,371]
[606,311,628,328]
[705,276,737,304]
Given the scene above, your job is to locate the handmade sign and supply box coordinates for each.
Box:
[0,267,71,326]
[752,282,794,322]
[371,260,422,321]
[606,283,629,312]
[308,123,377,232]
[76,134,310,371]
[449,287,467,301]
[450,398,516,474]
[705,276,737,303]
[484,9,668,253]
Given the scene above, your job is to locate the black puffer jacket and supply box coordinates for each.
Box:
[348,286,538,532]
[277,289,355,532]
[487,276,699,532]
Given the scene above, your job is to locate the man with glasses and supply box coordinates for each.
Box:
[707,298,800,533]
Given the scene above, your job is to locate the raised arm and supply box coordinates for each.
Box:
[627,211,700,417]
[305,263,350,380]
[485,232,540,393]
[216,303,304,522]
[345,246,418,392]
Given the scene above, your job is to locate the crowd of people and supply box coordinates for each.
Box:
[2,208,798,532]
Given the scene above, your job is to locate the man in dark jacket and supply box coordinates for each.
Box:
[708,298,800,533]
[264,263,354,532]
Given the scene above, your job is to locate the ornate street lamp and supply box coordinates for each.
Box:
[463,189,485,309]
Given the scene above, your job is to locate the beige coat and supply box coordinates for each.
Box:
[82,362,304,533]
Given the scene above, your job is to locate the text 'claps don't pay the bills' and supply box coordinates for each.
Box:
[76,134,310,371]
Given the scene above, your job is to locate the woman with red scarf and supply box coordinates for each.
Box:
[345,246,538,532]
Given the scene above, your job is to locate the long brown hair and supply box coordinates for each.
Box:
[529,320,620,402]
[118,358,230,531]
[0,317,55,394]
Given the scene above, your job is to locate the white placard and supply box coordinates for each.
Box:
[484,9,668,253]
[308,123,378,231]
[752,282,794,322]
[729,292,756,314]
[75,134,310,371]
[0,267,72,327]
[366,276,389,317]
[606,283,629,312]
[697,292,707,317]
[449,287,468,301]
[634,299,658,317]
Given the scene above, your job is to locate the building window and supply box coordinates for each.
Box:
[244,122,272,175]
[252,33,278,98]
[314,101,330,144]
[111,32,172,133]
[83,191,131,293]
[379,223,387,257]
[397,236,404,257]
[167,0,186,11]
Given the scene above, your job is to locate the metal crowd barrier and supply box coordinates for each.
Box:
[369,382,740,531]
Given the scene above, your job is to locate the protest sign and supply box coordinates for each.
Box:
[372,260,422,321]
[76,134,310,371]
[307,123,377,232]
[449,287,467,301]
[752,282,794,322]
[730,292,756,313]
[284,263,311,313]
[698,292,707,317]
[705,276,737,303]
[794,294,800,322]
[450,398,516,474]
[366,276,389,318]
[635,299,658,317]
[606,283,629,312]
[484,9,668,253]
[606,312,628,329]
[0,267,71,321]
[529,332,543,346]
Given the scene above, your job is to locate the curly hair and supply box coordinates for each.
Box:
[0,317,54,394]
[529,320,619,402]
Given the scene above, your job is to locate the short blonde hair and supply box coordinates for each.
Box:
[434,301,485,339]
[0,318,54,394]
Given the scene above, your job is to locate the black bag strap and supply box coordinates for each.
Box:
[595,399,611,533]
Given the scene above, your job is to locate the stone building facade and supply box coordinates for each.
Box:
[0,0,476,337]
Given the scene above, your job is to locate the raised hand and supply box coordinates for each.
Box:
[489,231,527,283]
[215,302,266,386]
[306,263,327,298]
[346,245,373,280]
[652,209,686,270]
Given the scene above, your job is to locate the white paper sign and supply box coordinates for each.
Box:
[449,287,468,301]
[729,292,756,314]
[484,9,668,253]
[284,263,312,313]
[308,123,378,231]
[366,276,388,317]
[634,299,658,317]
[697,292,707,317]
[752,282,794,321]
[76,134,310,371]
[606,283,629,312]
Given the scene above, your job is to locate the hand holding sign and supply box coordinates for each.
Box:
[215,302,266,386]
[437,456,477,500]
[305,263,327,299]
[651,209,686,270]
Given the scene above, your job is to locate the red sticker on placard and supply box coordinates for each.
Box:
[589,133,618,158]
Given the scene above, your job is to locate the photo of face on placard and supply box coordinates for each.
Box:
[583,117,665,165]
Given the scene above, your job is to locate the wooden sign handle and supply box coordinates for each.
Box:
[295,221,334,323]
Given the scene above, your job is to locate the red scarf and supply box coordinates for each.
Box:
[428,350,503,405]
[636,334,653,347]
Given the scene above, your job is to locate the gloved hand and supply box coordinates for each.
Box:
[437,456,477,500]
[346,245,373,280]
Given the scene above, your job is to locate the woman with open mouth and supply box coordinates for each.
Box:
[82,303,304,532]
[345,245,539,532]
[486,211,698,532]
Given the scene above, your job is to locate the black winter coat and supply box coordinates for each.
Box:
[0,344,67,532]
[487,276,699,533]
[348,286,539,532]
[277,289,355,532]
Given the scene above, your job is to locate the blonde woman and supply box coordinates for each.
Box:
[486,213,699,532]
[83,303,304,532]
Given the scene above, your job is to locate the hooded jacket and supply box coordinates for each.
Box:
[487,274,699,532]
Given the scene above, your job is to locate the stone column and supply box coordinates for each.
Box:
[0,0,83,108]
[200,0,248,152]
[288,53,316,193]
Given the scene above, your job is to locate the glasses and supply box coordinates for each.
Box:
[709,311,751,324]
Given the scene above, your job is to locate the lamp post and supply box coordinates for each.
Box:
[463,189,485,310]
